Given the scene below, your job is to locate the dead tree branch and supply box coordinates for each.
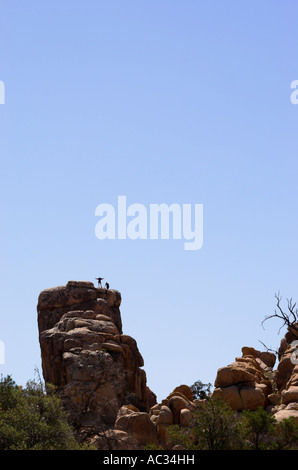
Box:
[261,292,298,335]
[258,340,279,356]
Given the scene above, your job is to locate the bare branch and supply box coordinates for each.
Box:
[287,298,298,324]
[261,292,298,335]
[258,340,278,356]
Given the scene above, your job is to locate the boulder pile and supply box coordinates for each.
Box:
[212,347,275,411]
[94,384,197,450]
[272,322,298,422]
[212,324,298,424]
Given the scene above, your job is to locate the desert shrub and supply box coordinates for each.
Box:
[167,399,298,450]
[167,397,242,450]
[0,374,93,450]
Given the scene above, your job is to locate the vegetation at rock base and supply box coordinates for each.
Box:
[166,397,298,450]
[2,372,298,450]
[0,374,95,450]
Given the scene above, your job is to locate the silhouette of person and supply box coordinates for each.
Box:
[95,277,104,287]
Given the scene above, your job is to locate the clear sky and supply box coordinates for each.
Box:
[0,1,298,401]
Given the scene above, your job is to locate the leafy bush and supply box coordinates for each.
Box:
[240,407,277,450]
[166,397,298,450]
[240,408,298,450]
[167,397,242,450]
[0,375,94,450]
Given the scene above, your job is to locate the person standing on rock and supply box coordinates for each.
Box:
[95,277,104,287]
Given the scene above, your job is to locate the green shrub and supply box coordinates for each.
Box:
[166,398,298,450]
[167,397,242,450]
[239,407,277,450]
[0,374,94,450]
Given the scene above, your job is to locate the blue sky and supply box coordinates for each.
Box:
[0,1,298,401]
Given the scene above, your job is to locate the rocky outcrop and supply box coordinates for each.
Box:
[37,282,197,449]
[148,385,196,448]
[37,281,298,449]
[212,347,275,411]
[87,384,196,450]
[37,281,156,440]
[270,322,298,422]
[212,325,298,424]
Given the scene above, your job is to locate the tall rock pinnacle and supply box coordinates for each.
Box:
[37,280,156,437]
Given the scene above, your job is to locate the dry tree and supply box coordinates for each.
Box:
[261,292,298,335]
[259,292,298,357]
